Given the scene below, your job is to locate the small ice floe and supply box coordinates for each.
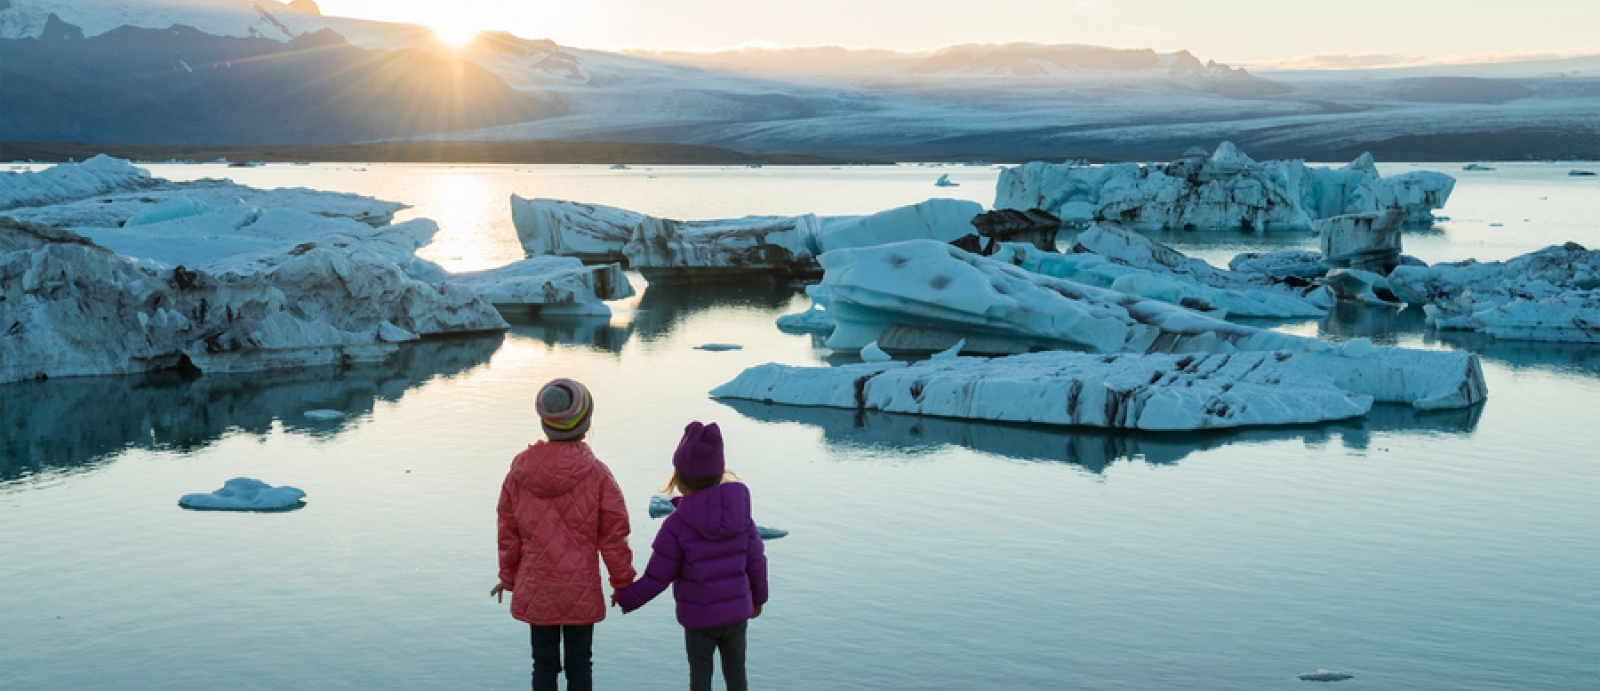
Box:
[695,344,744,351]
[1462,163,1496,171]
[179,478,306,512]
[1297,670,1353,682]
[649,495,676,518]
[1341,337,1375,358]
[756,526,789,540]
[303,409,345,420]
[934,173,959,187]
[1569,170,1596,176]
[609,163,630,170]
[860,341,892,362]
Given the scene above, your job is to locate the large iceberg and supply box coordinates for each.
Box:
[810,240,1485,409]
[0,155,158,210]
[449,256,634,317]
[514,197,989,283]
[995,144,1453,231]
[1317,210,1403,274]
[1387,242,1600,342]
[713,344,1482,432]
[1063,223,1335,315]
[0,217,506,384]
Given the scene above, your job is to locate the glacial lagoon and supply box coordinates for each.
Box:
[2,163,1597,690]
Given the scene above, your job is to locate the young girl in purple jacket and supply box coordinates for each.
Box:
[614,421,769,691]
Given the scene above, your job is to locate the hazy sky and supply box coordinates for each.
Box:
[306,0,1598,66]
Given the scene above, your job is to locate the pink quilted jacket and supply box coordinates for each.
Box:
[497,440,636,625]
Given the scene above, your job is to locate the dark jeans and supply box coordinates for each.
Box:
[530,624,594,691]
[685,621,748,691]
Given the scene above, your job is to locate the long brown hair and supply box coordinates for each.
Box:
[661,469,740,495]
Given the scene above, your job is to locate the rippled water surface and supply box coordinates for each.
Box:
[3,163,1597,690]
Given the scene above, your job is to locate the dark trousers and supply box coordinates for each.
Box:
[685,621,748,691]
[530,624,594,691]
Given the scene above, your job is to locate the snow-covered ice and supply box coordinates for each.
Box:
[449,256,634,317]
[1387,242,1600,342]
[511,197,639,264]
[995,144,1452,231]
[178,478,306,511]
[626,212,820,283]
[813,199,982,254]
[934,174,958,187]
[1228,249,1328,280]
[0,155,157,210]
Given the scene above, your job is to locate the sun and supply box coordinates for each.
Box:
[431,21,481,48]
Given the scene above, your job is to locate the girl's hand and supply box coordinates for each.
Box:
[491,584,509,603]
[751,603,763,619]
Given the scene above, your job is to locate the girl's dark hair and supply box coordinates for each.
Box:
[662,469,739,495]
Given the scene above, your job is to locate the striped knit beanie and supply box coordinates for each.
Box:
[536,378,593,441]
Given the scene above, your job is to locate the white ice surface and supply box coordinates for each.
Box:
[1228,250,1328,279]
[178,477,305,511]
[1388,242,1600,341]
[813,199,981,254]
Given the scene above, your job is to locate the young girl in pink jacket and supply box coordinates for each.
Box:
[492,378,635,691]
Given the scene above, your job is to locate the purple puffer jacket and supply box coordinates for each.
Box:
[615,482,769,630]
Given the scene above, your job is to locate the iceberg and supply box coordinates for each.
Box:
[814,199,982,254]
[995,144,1452,231]
[511,196,639,264]
[0,218,506,384]
[967,208,1062,254]
[1297,670,1354,682]
[1387,242,1600,342]
[0,155,157,210]
[625,212,821,283]
[1316,211,1402,274]
[808,240,1485,409]
[711,345,1480,432]
[449,257,634,317]
[178,478,306,511]
[1316,269,1399,305]
[694,343,744,351]
[934,174,959,187]
[303,409,346,421]
[1064,223,1335,315]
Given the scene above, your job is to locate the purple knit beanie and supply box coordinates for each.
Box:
[672,421,725,478]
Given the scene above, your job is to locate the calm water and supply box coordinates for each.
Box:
[2,163,1597,690]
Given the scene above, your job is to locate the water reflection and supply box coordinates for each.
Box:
[1,335,503,484]
[630,283,805,340]
[505,316,631,354]
[1426,330,1600,376]
[718,399,1480,473]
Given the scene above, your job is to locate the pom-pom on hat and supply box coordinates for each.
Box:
[536,378,593,441]
[672,421,725,478]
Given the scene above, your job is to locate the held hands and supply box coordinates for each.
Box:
[490,584,509,603]
[752,603,763,619]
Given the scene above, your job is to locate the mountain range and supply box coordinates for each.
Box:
[1,0,1596,160]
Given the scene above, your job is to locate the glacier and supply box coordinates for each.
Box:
[994,144,1453,232]
[1387,242,1600,342]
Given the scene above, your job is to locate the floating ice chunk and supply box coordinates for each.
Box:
[448,256,633,317]
[756,526,789,540]
[1571,170,1597,176]
[696,343,744,351]
[1341,338,1375,358]
[511,197,641,264]
[1473,291,1599,343]
[649,495,676,518]
[303,409,345,420]
[0,155,157,210]
[776,285,837,334]
[1388,242,1600,341]
[934,174,959,187]
[930,339,966,360]
[995,145,1451,231]
[1463,163,1495,171]
[625,213,820,283]
[1228,250,1328,280]
[1317,211,1403,274]
[860,341,892,362]
[814,199,982,254]
[6,177,403,231]
[179,478,306,512]
[1297,670,1353,682]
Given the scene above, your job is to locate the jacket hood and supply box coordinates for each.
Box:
[673,482,752,541]
[510,441,597,499]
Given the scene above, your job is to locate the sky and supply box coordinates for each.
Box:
[303,0,1600,67]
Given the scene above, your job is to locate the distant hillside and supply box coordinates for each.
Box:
[0,18,562,144]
